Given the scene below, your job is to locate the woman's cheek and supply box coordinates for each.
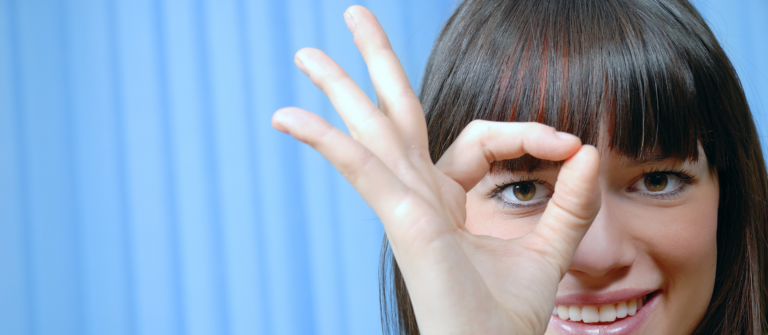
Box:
[630,197,717,283]
[629,183,719,333]
[660,185,718,276]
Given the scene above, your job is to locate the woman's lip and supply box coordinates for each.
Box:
[555,289,657,306]
[548,291,661,335]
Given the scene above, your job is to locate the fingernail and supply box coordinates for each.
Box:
[555,131,579,141]
[294,56,308,76]
[344,12,356,33]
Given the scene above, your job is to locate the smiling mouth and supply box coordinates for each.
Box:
[552,291,659,324]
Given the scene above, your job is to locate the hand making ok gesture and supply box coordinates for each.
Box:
[272,6,601,334]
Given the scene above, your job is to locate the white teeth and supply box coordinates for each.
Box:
[616,301,628,318]
[599,304,617,322]
[554,296,647,323]
[582,306,600,323]
[628,298,637,316]
[569,306,582,322]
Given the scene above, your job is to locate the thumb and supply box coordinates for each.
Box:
[528,145,601,275]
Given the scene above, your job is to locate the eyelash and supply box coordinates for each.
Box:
[631,167,695,199]
[487,177,549,209]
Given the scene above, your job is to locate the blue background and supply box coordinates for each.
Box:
[0,0,765,334]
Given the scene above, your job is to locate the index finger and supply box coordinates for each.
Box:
[436,121,583,191]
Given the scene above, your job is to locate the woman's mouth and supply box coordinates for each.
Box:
[553,292,651,323]
[548,290,661,334]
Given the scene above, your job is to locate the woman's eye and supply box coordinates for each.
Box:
[644,174,668,191]
[499,181,552,204]
[632,173,684,194]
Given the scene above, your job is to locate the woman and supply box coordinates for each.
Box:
[273,0,768,334]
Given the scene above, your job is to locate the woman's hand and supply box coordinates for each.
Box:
[272,6,601,335]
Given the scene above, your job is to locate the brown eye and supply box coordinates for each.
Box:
[498,180,552,206]
[513,182,536,201]
[644,174,668,192]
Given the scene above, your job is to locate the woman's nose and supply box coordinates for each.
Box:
[567,200,637,278]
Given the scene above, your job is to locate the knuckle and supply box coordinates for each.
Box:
[456,120,498,163]
[340,150,377,184]
[314,69,347,91]
[359,42,388,59]
[304,122,338,150]
[464,120,490,141]
[550,196,594,223]
[390,86,415,103]
[356,112,389,135]
[525,121,554,131]
[389,156,412,175]
[523,122,553,138]
[551,181,600,221]
[380,90,418,115]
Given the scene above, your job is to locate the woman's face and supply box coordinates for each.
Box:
[465,139,719,335]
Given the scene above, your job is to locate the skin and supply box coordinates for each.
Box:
[272,5,716,335]
[468,147,719,334]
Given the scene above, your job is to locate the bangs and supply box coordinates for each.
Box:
[421,0,723,172]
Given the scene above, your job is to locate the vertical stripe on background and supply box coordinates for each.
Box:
[66,0,134,334]
[695,0,768,155]
[113,0,183,334]
[234,0,270,334]
[745,0,768,124]
[254,0,317,333]
[161,0,227,334]
[107,0,139,332]
[15,0,83,334]
[288,0,346,334]
[153,2,188,332]
[316,1,390,333]
[403,0,459,93]
[107,0,139,333]
[736,0,768,147]
[0,1,32,334]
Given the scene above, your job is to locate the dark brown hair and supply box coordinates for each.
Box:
[379,0,768,334]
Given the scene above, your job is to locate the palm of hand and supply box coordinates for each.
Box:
[272,6,601,335]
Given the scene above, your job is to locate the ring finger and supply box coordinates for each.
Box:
[294,47,406,162]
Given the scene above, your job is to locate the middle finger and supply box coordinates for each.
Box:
[344,6,429,150]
